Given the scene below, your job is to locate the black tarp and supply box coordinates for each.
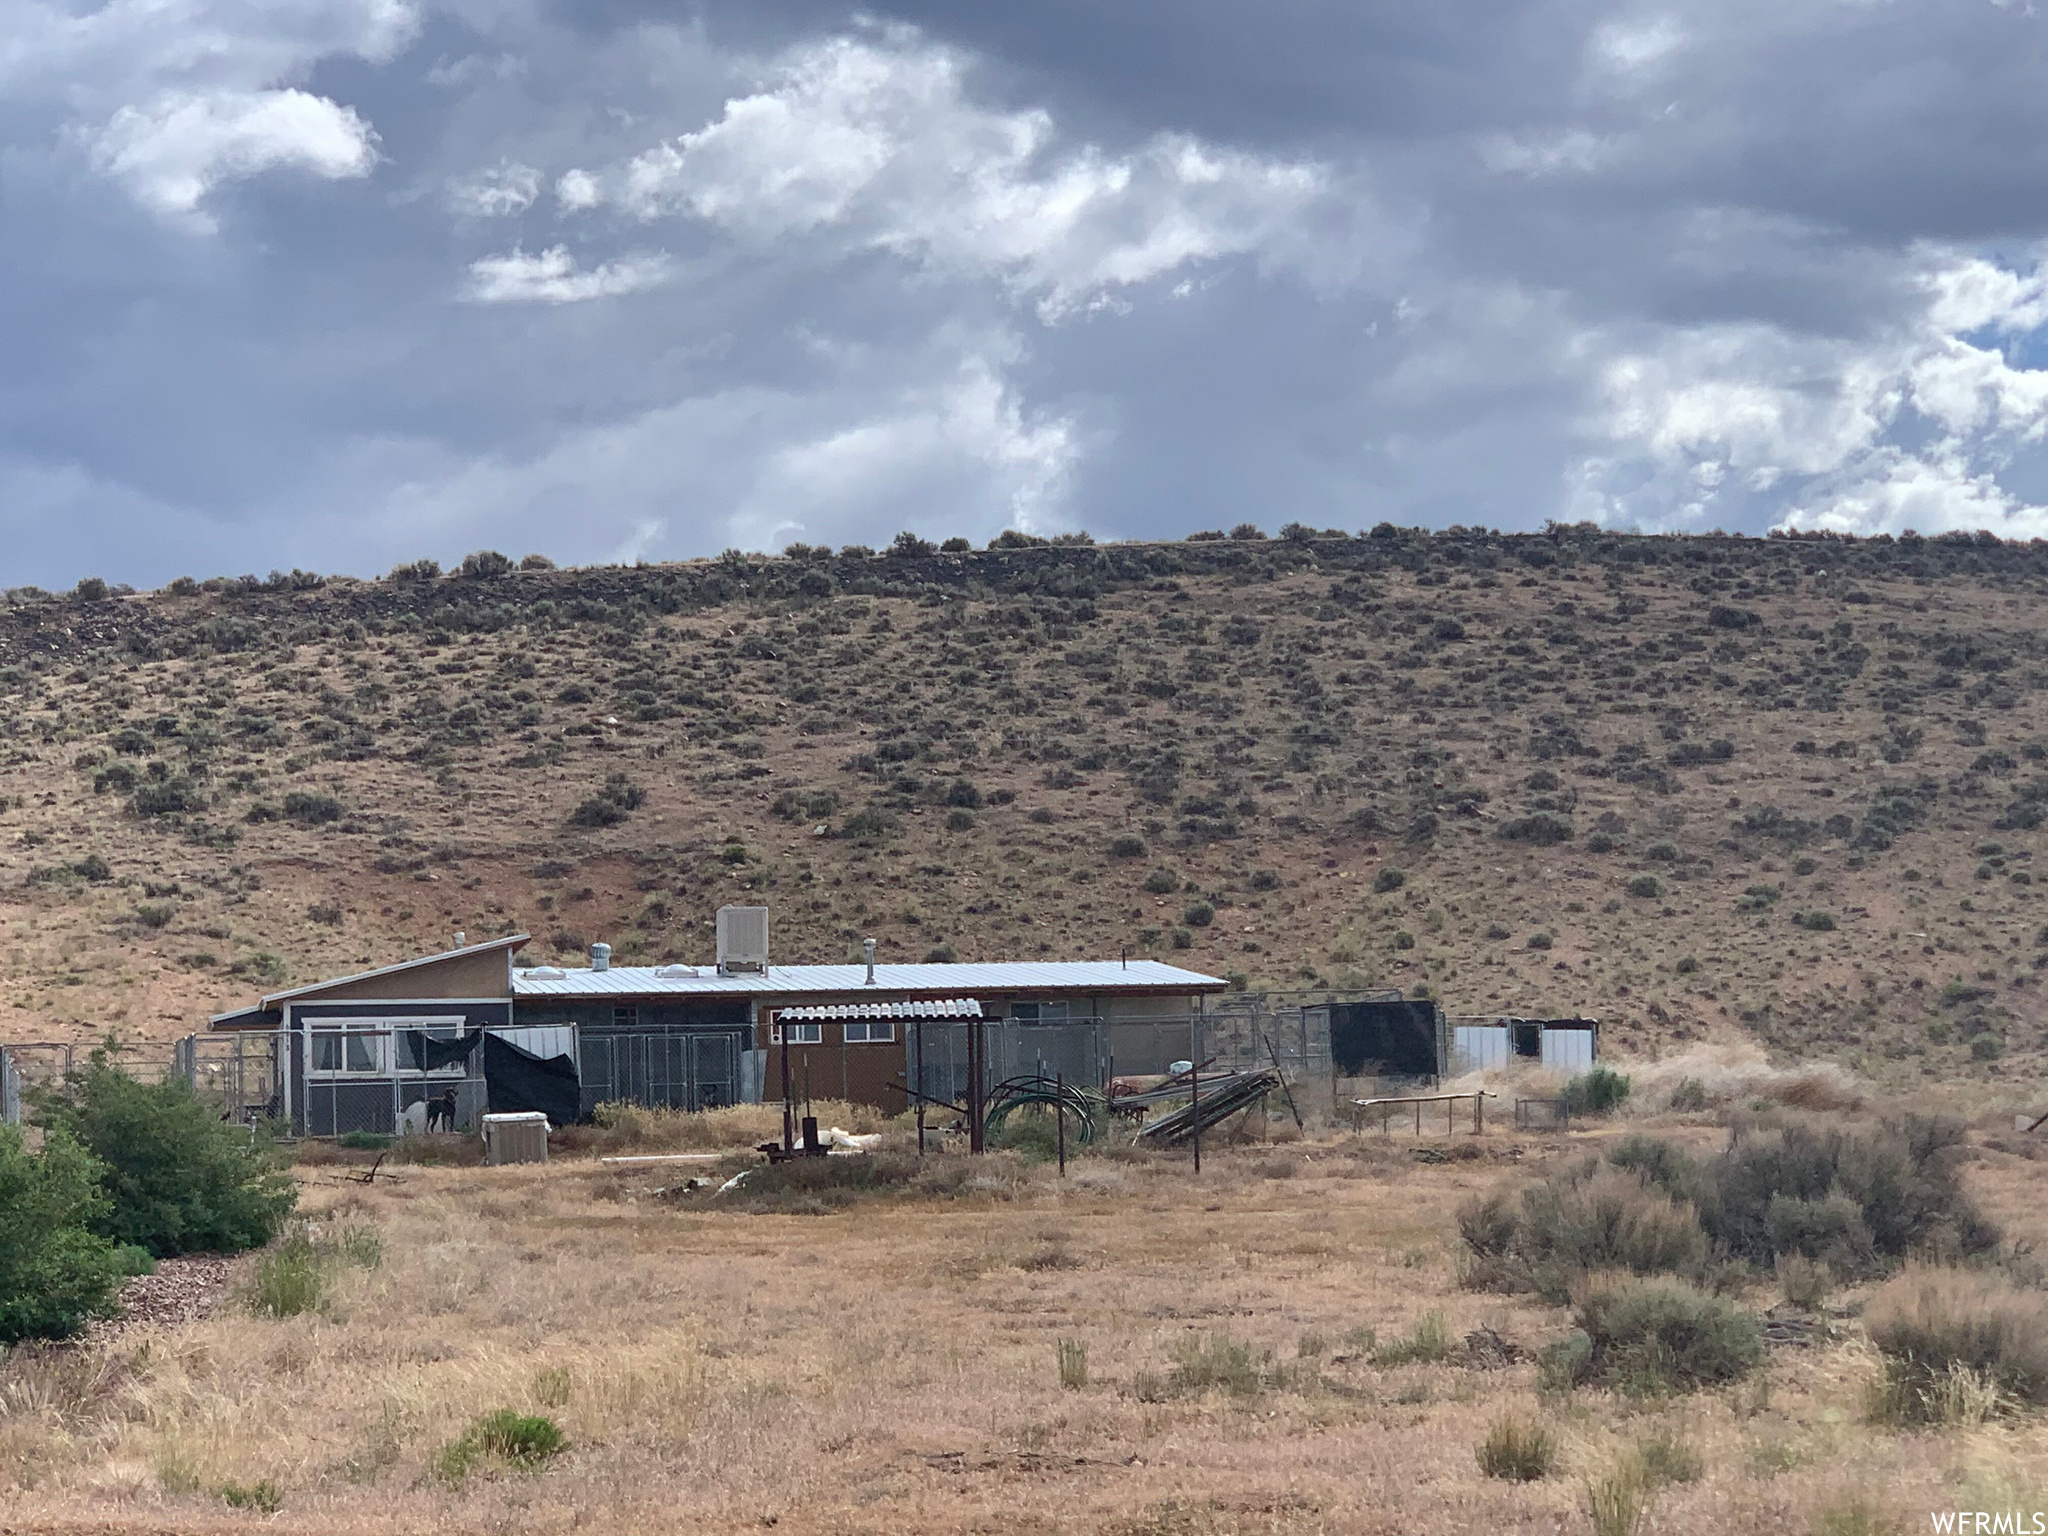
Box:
[1331,1001,1441,1078]
[403,1029,482,1073]
[484,1034,581,1126]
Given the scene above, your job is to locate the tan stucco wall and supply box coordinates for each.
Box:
[290,948,513,1003]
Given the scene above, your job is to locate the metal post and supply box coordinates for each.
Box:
[915,1019,926,1156]
[1475,1091,1483,1135]
[1190,1012,1201,1176]
[1056,1070,1066,1176]
[967,1018,985,1153]
[778,1012,793,1155]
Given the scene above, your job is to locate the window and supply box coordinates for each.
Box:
[770,1022,822,1045]
[1010,1000,1071,1025]
[844,1020,896,1044]
[310,1030,386,1075]
[613,1006,638,1029]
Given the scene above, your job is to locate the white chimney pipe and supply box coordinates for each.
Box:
[591,942,611,972]
[454,931,465,949]
[863,938,876,986]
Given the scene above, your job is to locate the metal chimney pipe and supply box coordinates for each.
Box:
[455,931,466,949]
[591,942,611,972]
[863,938,876,985]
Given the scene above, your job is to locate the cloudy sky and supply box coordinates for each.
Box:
[4,0,2048,588]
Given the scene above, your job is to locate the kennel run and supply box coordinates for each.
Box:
[168,910,1603,1139]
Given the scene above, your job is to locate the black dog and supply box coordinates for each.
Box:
[425,1089,458,1132]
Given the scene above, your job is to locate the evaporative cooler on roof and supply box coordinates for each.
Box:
[716,906,769,975]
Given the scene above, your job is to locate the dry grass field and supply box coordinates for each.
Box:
[3,1084,2045,1536]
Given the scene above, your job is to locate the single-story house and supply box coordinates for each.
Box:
[208,911,1227,1135]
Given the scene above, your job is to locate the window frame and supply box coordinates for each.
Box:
[843,1020,896,1044]
[304,1015,467,1079]
[770,1021,822,1045]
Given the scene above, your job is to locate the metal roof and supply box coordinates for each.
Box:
[512,959,1225,998]
[258,933,531,1007]
[777,998,983,1022]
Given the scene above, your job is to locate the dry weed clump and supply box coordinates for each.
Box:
[1628,1044,1869,1116]
[711,1150,986,1214]
[1863,1265,2048,1424]
[1475,1413,1556,1480]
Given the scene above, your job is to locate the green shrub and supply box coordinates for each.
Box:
[568,773,645,828]
[1527,931,1553,950]
[282,791,343,826]
[39,1058,295,1257]
[1791,910,1837,932]
[945,808,977,832]
[1500,813,1572,845]
[1183,900,1215,928]
[1584,1454,1652,1536]
[1564,1065,1631,1116]
[1567,1277,1764,1395]
[437,1409,567,1481]
[1165,1334,1270,1397]
[1627,874,1663,899]
[215,1479,282,1512]
[1057,1339,1088,1390]
[1632,1425,1703,1487]
[1674,955,1700,974]
[1695,1114,1997,1273]
[1394,930,1416,950]
[245,1223,383,1319]
[1373,1311,1451,1365]
[0,1126,126,1343]
[1373,867,1406,893]
[1518,1168,1709,1298]
[1142,867,1180,894]
[1476,1414,1555,1481]
[1107,834,1146,858]
[247,1232,325,1318]
[1863,1266,2048,1422]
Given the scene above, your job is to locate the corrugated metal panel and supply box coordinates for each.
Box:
[1451,1025,1510,1074]
[1541,1025,1597,1072]
[778,998,983,1022]
[490,1025,574,1060]
[511,960,1225,997]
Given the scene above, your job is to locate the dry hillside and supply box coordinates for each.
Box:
[4,526,2047,1090]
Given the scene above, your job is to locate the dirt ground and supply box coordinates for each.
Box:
[3,1111,2045,1536]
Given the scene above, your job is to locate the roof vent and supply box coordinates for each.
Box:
[863,937,877,986]
[590,942,611,972]
[454,931,466,949]
[654,964,699,979]
[525,966,566,980]
[717,906,769,976]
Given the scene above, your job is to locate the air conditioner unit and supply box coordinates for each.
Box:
[716,906,769,975]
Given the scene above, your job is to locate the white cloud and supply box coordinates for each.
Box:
[447,161,542,218]
[555,168,601,212]
[464,245,673,304]
[1590,16,1688,74]
[1578,248,2048,537]
[4,0,415,222]
[565,31,1325,321]
[88,89,378,222]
